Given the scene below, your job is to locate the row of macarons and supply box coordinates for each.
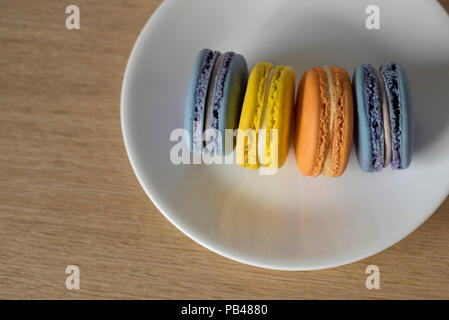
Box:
[184,49,412,177]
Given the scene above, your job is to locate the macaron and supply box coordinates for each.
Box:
[236,62,295,169]
[352,63,412,171]
[184,49,248,156]
[294,66,354,177]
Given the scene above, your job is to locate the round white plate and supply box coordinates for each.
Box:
[121,0,449,270]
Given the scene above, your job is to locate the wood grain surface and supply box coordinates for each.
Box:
[1,0,449,300]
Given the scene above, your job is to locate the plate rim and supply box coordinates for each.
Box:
[120,0,449,271]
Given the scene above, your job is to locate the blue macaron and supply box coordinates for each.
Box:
[353,62,412,172]
[184,49,248,156]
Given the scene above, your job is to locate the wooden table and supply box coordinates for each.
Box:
[1,0,449,299]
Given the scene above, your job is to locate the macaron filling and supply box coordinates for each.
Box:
[311,67,331,176]
[376,68,392,167]
[208,52,235,155]
[192,50,220,153]
[257,67,275,165]
[204,53,225,152]
[362,64,385,171]
[381,63,402,169]
[328,68,349,177]
[199,51,235,155]
[265,66,286,168]
[321,66,336,175]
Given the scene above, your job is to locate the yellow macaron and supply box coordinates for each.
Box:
[236,62,295,169]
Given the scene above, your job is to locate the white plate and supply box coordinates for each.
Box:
[121,0,449,270]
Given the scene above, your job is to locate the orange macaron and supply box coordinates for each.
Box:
[293,66,354,177]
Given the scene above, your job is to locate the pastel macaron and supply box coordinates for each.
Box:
[294,66,354,177]
[184,49,248,155]
[236,62,295,169]
[352,63,412,171]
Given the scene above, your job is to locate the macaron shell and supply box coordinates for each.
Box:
[212,53,248,156]
[325,66,353,177]
[353,65,374,172]
[396,63,413,169]
[294,68,325,176]
[265,66,295,169]
[236,62,273,169]
[184,49,219,153]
